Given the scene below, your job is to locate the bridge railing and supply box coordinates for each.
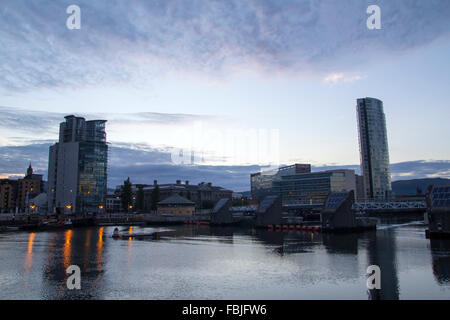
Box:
[353,201,426,211]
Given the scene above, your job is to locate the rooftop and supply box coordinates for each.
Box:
[157,193,195,206]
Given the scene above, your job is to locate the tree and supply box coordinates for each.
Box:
[186,190,191,200]
[136,185,144,212]
[121,177,133,212]
[150,185,160,211]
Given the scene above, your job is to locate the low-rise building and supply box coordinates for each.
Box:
[18,164,43,212]
[0,180,18,213]
[156,194,195,217]
[28,193,48,214]
[143,180,232,210]
[0,164,43,213]
[105,194,122,213]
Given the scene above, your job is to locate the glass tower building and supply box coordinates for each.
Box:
[48,115,108,214]
[356,98,392,200]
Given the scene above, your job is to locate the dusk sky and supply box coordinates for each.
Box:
[1,0,450,190]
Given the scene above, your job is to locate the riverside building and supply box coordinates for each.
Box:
[47,115,108,214]
[251,165,356,205]
[356,97,392,200]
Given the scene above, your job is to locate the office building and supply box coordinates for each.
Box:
[356,97,392,200]
[273,169,357,204]
[251,164,311,201]
[48,115,108,214]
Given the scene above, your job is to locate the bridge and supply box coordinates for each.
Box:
[353,200,427,212]
[232,200,428,213]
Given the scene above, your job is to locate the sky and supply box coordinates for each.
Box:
[1,0,450,191]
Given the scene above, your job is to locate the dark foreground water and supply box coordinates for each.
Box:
[1,221,450,300]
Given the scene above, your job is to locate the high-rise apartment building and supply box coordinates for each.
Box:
[47,115,108,214]
[356,97,392,200]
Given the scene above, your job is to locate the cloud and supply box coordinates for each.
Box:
[0,106,218,145]
[315,161,450,181]
[390,160,450,180]
[1,0,449,91]
[1,142,449,191]
[0,142,259,191]
[323,73,363,85]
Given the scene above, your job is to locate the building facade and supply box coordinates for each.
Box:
[142,180,232,211]
[357,97,392,200]
[355,174,365,201]
[105,194,121,213]
[0,180,18,213]
[47,115,108,214]
[0,164,43,213]
[273,169,357,204]
[156,194,195,217]
[17,164,43,212]
[251,164,311,201]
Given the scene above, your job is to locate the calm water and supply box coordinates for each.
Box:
[1,221,450,300]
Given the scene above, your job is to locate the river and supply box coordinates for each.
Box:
[0,221,449,300]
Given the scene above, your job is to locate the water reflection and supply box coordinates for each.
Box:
[1,224,450,299]
[40,228,106,299]
[366,230,400,300]
[63,230,72,270]
[24,232,36,273]
[97,227,104,272]
[323,233,359,254]
[430,239,450,284]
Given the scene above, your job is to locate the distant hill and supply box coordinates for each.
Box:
[392,178,450,195]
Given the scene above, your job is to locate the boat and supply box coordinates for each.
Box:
[112,227,120,238]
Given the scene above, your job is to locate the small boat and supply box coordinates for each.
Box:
[112,227,120,239]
